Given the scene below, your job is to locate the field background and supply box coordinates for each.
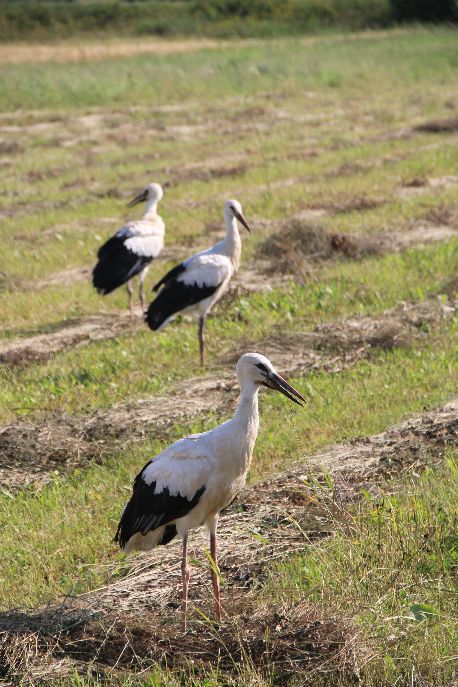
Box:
[0,9,457,687]
[1,0,457,42]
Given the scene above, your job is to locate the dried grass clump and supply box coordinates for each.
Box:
[424,203,458,227]
[314,317,414,353]
[0,600,360,685]
[0,605,95,685]
[0,414,107,490]
[312,297,456,354]
[414,117,458,133]
[258,220,384,276]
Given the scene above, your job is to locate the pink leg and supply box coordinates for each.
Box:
[181,533,190,631]
[210,531,221,622]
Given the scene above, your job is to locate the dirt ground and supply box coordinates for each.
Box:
[0,397,455,684]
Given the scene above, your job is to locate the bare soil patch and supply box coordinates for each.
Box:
[31,266,91,291]
[0,297,455,490]
[0,397,455,684]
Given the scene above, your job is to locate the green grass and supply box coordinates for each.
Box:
[0,317,457,610]
[1,239,457,423]
[1,28,457,111]
[0,26,458,684]
[263,454,458,686]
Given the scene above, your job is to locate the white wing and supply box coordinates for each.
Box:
[141,432,216,499]
[119,217,165,258]
[179,252,232,288]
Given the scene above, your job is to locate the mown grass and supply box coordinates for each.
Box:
[1,28,457,111]
[0,316,456,610]
[0,27,458,685]
[1,238,457,422]
[263,453,458,686]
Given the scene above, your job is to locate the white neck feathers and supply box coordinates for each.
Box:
[231,379,260,474]
[222,214,242,272]
[143,198,159,219]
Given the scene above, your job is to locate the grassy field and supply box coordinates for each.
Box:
[0,27,457,686]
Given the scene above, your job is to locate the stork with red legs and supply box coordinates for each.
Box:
[115,353,305,630]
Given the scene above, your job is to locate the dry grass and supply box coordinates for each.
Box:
[258,219,389,276]
[1,296,455,490]
[0,39,236,66]
[0,599,359,685]
[1,395,456,683]
[414,117,458,134]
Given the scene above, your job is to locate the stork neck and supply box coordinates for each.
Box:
[231,380,260,474]
[222,215,242,271]
[236,380,260,414]
[143,199,159,219]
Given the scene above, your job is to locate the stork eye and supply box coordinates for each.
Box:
[255,363,268,373]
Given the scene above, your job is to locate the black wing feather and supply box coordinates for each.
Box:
[146,278,219,330]
[152,263,186,292]
[115,469,205,549]
[92,235,152,295]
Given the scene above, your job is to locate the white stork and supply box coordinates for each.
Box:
[115,352,305,630]
[145,199,250,366]
[92,182,165,312]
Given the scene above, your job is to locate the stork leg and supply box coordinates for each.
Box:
[139,266,148,313]
[198,316,205,368]
[127,280,133,314]
[181,532,190,632]
[209,519,221,622]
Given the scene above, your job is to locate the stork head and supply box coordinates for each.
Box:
[128,182,163,208]
[236,352,306,406]
[224,199,251,232]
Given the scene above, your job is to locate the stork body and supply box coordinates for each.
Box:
[115,353,305,630]
[93,183,165,312]
[145,200,251,365]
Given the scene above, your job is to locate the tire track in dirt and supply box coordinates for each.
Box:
[0,396,455,683]
[0,296,455,491]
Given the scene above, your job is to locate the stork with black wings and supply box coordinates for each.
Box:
[93,182,165,313]
[115,352,306,630]
[145,199,251,366]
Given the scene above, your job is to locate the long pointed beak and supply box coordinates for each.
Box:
[127,190,148,207]
[234,210,252,233]
[262,372,306,406]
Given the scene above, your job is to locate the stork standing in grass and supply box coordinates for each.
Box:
[92,182,165,313]
[115,352,305,631]
[145,199,251,366]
